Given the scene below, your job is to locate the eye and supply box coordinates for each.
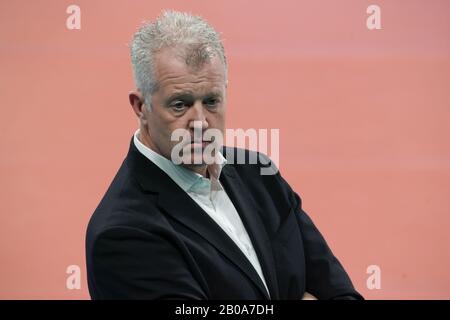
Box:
[170,101,187,112]
[204,98,220,108]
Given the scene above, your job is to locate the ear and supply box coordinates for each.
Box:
[129,90,147,122]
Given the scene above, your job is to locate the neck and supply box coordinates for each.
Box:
[183,164,209,178]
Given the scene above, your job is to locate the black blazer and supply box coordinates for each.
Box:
[86,137,362,300]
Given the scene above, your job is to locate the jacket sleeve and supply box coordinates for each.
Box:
[278,174,364,300]
[89,226,208,300]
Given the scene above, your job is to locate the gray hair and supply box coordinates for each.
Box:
[130,10,228,110]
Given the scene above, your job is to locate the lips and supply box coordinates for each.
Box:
[190,141,210,148]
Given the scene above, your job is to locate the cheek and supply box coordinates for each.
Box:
[147,115,171,144]
[163,119,190,147]
[209,112,225,128]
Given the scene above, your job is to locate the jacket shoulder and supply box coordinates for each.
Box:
[221,146,279,177]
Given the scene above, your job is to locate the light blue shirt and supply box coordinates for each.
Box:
[133,129,269,296]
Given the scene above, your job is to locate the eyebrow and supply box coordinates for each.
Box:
[165,91,222,104]
[165,92,193,105]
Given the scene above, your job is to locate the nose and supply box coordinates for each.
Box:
[188,100,209,131]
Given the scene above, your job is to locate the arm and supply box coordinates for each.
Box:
[90,226,208,299]
[256,151,363,300]
[295,204,363,300]
[279,174,363,300]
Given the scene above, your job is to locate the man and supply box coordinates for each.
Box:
[86,10,362,300]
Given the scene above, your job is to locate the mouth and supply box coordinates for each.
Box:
[190,141,210,148]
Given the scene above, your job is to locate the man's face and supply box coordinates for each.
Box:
[139,47,227,170]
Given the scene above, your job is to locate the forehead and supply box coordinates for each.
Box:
[153,47,226,96]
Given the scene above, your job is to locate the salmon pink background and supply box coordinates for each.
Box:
[1,0,449,299]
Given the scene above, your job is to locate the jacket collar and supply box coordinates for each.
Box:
[132,129,227,193]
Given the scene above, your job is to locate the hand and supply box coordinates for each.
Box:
[301,292,318,300]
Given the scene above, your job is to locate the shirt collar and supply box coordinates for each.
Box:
[133,129,227,194]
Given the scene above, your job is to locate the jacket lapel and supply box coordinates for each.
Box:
[157,189,271,299]
[220,165,280,299]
